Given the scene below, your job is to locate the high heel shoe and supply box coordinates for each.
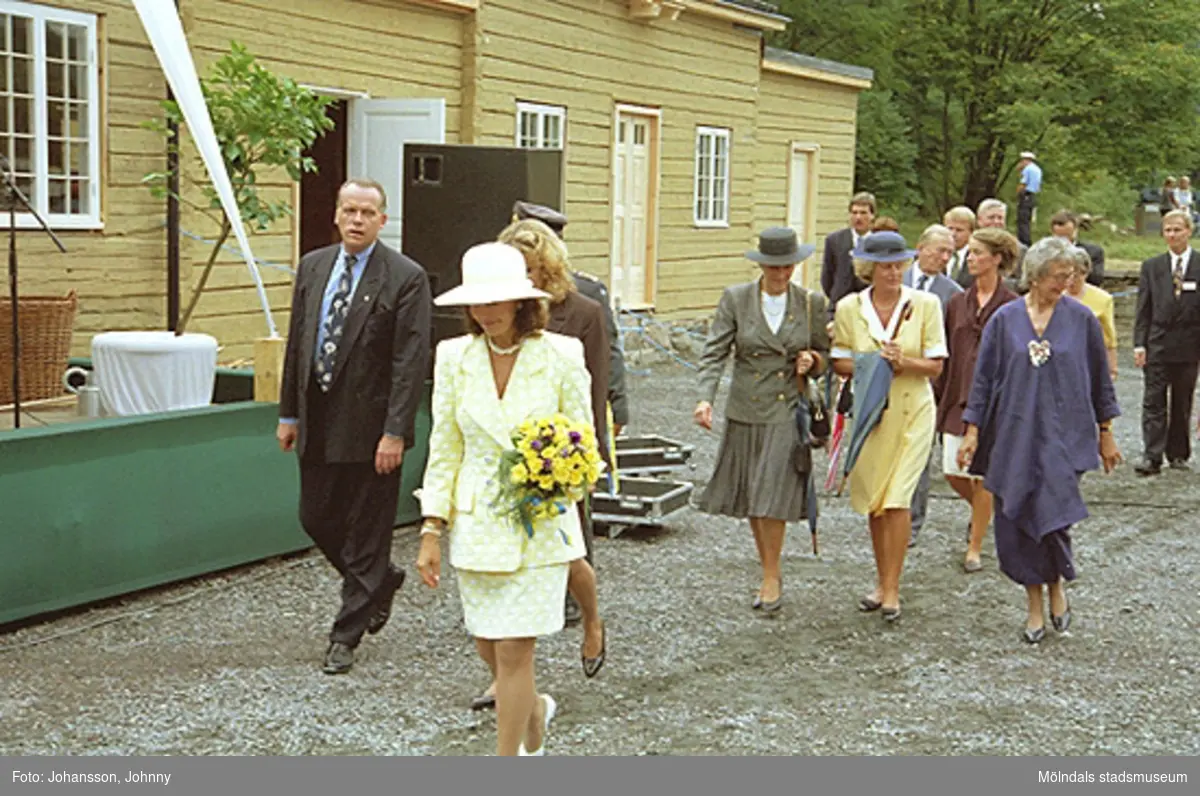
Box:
[1051,603,1072,633]
[1022,626,1046,644]
[881,606,901,623]
[581,622,606,679]
[758,578,783,616]
[518,694,557,756]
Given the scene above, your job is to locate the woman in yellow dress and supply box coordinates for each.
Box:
[1065,246,1118,380]
[831,231,947,622]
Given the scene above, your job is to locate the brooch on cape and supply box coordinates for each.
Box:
[1028,339,1052,368]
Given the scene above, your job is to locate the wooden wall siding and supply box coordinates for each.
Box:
[755,71,860,291]
[471,0,763,316]
[10,1,168,354]
[179,0,466,360]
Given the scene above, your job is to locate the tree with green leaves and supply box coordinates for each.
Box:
[773,0,1200,218]
[143,42,334,332]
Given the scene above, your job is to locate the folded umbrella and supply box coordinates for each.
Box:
[837,350,896,496]
[794,392,821,555]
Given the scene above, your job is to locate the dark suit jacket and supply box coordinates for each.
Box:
[548,290,611,464]
[571,271,628,426]
[820,227,867,316]
[1077,240,1105,286]
[280,242,432,462]
[1133,251,1200,363]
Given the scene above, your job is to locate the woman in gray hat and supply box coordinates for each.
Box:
[694,227,830,614]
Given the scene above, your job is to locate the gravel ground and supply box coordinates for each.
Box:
[1,350,1198,756]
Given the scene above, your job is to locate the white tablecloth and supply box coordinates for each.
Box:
[91,332,219,416]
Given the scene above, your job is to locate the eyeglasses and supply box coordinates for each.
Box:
[1044,270,1074,284]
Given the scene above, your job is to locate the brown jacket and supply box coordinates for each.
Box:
[935,282,1018,436]
[547,290,611,464]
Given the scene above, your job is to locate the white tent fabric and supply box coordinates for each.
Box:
[131,0,278,338]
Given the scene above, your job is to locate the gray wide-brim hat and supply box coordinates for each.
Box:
[745,226,816,266]
[851,231,918,262]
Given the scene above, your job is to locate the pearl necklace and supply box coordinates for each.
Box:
[486,336,522,356]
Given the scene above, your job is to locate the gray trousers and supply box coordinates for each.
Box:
[910,432,939,532]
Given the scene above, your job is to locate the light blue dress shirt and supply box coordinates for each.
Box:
[1021,162,1043,194]
[279,243,375,425]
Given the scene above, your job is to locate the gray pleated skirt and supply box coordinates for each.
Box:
[696,418,810,522]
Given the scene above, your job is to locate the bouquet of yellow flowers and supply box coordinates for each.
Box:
[493,414,605,539]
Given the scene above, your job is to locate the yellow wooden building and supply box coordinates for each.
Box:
[6,0,871,360]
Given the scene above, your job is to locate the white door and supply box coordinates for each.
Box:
[348,98,445,250]
[611,109,658,309]
[787,143,820,286]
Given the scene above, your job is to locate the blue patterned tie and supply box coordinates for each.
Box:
[315,253,356,392]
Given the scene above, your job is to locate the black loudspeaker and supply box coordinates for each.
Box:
[402,144,563,347]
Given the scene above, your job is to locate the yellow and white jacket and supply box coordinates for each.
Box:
[420,332,592,573]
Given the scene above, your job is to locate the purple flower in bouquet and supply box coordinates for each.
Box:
[569,430,582,443]
[541,458,553,473]
[531,439,543,452]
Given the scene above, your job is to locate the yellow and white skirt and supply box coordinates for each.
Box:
[456,563,570,640]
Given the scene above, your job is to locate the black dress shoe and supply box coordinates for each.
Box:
[1051,602,1072,633]
[368,567,406,636]
[1169,459,1190,471]
[323,641,355,675]
[1134,458,1162,476]
[469,689,496,711]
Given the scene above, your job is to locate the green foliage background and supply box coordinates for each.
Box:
[772,0,1200,226]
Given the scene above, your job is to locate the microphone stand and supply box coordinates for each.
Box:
[2,153,67,430]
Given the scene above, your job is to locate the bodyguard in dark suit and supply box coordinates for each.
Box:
[1133,210,1200,475]
[820,192,876,317]
[277,178,432,674]
[1050,210,1105,286]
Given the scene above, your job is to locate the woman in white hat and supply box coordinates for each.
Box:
[416,242,594,756]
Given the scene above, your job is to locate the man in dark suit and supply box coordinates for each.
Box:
[977,198,1028,290]
[903,224,963,545]
[277,178,432,674]
[1133,210,1200,475]
[820,191,876,316]
[1050,209,1105,286]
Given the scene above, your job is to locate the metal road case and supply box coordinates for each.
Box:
[613,434,695,476]
[592,477,694,539]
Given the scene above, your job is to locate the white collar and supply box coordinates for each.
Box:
[859,286,913,343]
[1171,248,1192,266]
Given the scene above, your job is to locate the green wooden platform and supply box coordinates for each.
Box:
[0,368,431,626]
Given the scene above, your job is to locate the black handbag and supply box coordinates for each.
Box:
[796,291,830,448]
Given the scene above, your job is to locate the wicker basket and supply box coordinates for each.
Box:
[0,290,78,405]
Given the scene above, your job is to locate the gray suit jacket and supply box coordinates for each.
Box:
[904,266,963,309]
[280,241,432,462]
[698,280,831,426]
[571,271,629,425]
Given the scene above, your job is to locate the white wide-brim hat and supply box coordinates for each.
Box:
[433,242,551,306]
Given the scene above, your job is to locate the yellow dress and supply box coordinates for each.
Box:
[832,287,947,516]
[1077,284,1117,350]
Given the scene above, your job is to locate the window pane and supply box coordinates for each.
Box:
[68,64,86,99]
[71,179,87,214]
[70,140,87,176]
[12,16,31,55]
[48,100,64,137]
[0,57,7,91]
[67,101,86,137]
[46,21,64,60]
[48,177,66,213]
[11,56,30,94]
[0,16,9,52]
[68,24,87,62]
[13,135,31,172]
[634,125,645,146]
[544,114,561,148]
[48,139,65,175]
[0,98,7,132]
[14,174,33,204]
[618,121,626,143]
[47,61,65,98]
[12,95,30,133]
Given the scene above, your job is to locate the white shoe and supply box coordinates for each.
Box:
[518,694,557,756]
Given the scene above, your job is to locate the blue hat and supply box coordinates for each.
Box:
[745,226,816,266]
[851,231,918,262]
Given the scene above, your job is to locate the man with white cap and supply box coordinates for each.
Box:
[1016,152,1043,246]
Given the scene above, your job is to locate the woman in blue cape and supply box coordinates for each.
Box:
[956,237,1122,645]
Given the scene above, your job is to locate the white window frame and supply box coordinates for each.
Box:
[693,126,730,228]
[0,0,101,230]
[515,101,565,150]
